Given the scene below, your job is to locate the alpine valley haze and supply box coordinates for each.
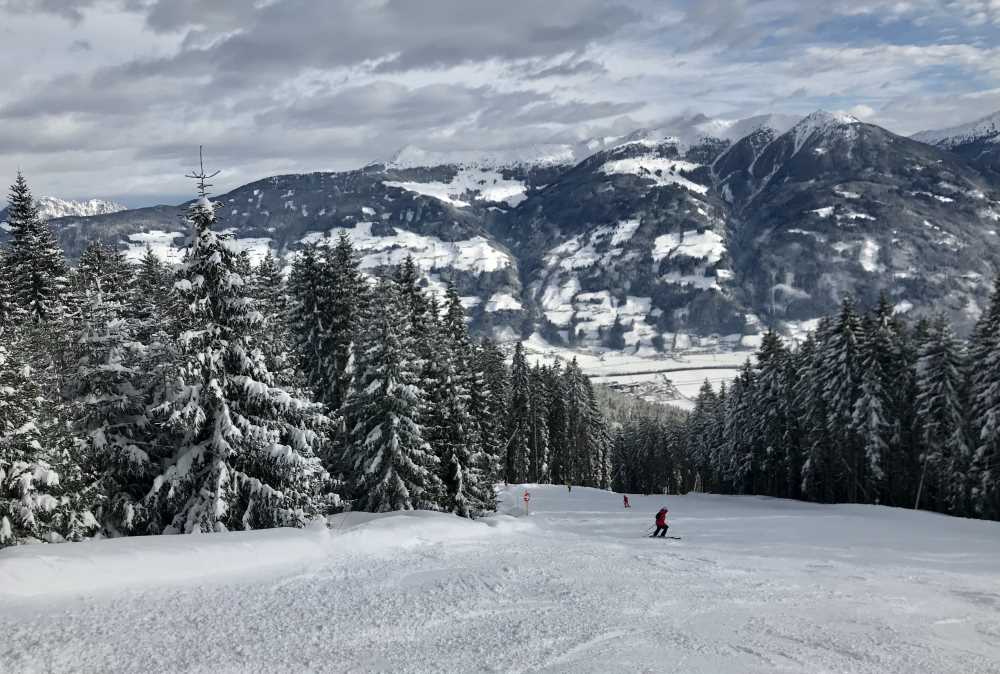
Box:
[1,2,1000,674]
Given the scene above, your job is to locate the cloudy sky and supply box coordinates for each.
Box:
[2,0,999,206]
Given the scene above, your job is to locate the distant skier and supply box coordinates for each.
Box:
[567,484,572,493]
[651,507,669,537]
[623,495,630,509]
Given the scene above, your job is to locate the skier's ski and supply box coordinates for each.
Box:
[648,535,682,539]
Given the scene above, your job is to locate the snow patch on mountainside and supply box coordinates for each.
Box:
[485,292,523,312]
[219,229,273,266]
[652,230,725,264]
[123,230,186,264]
[385,166,528,207]
[600,157,707,194]
[859,238,881,273]
[300,222,513,274]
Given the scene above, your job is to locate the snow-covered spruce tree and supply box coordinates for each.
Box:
[544,361,569,486]
[750,331,792,497]
[867,294,919,507]
[4,172,69,322]
[395,254,430,343]
[145,169,330,533]
[442,284,495,512]
[527,364,550,483]
[76,240,133,306]
[323,233,368,412]
[851,316,892,503]
[562,358,588,485]
[505,342,532,484]
[341,278,441,512]
[795,328,833,502]
[778,352,804,500]
[131,246,175,342]
[0,331,98,545]
[710,382,730,493]
[687,380,718,490]
[473,337,508,483]
[250,250,295,386]
[71,272,157,536]
[419,288,491,517]
[562,359,609,488]
[970,276,1000,520]
[0,339,56,545]
[820,298,864,502]
[723,362,756,493]
[287,244,339,409]
[585,382,612,489]
[915,317,971,515]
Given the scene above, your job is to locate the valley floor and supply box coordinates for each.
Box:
[2,486,999,673]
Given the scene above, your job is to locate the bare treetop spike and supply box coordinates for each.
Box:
[185,145,221,198]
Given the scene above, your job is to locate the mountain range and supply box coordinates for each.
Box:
[5,109,1000,364]
[0,197,126,223]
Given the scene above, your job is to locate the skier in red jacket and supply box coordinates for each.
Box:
[623,495,630,509]
[651,507,669,537]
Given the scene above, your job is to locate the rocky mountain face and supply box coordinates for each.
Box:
[15,110,1000,351]
[0,197,126,223]
[913,111,1000,174]
[718,111,1000,332]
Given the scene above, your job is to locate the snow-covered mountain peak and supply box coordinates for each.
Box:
[787,110,861,154]
[0,196,128,224]
[35,197,127,220]
[912,109,1000,148]
[794,110,860,132]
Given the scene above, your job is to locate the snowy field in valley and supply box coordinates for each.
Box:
[522,335,749,409]
[2,485,999,673]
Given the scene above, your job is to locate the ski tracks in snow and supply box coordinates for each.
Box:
[2,486,1000,673]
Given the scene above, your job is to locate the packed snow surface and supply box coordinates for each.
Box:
[6,487,999,673]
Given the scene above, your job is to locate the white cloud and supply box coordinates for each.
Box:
[0,0,998,200]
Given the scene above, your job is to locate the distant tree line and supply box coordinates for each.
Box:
[683,294,1000,521]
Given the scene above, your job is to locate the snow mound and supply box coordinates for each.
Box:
[0,510,532,600]
[0,523,333,598]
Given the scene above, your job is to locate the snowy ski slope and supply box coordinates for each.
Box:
[2,486,999,672]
